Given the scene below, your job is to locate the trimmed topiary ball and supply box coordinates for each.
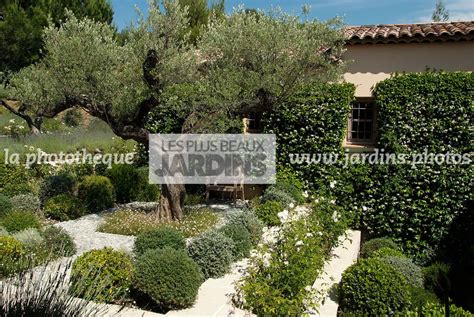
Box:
[41,226,76,257]
[78,175,114,213]
[70,247,134,303]
[339,258,412,315]
[227,209,263,245]
[39,174,75,204]
[218,223,252,259]
[0,194,13,217]
[1,210,41,233]
[133,227,186,256]
[379,255,423,288]
[255,200,283,226]
[43,194,87,221]
[360,237,400,258]
[0,235,26,277]
[187,230,235,279]
[134,247,203,311]
[10,194,41,214]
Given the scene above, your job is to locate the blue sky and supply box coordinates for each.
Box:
[111,0,474,30]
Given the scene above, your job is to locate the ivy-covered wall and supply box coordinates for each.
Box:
[263,72,473,266]
[262,82,355,188]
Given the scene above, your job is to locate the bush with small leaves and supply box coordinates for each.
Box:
[0,194,13,217]
[261,186,294,206]
[39,174,75,204]
[133,227,186,256]
[409,287,439,311]
[187,230,235,279]
[134,247,203,311]
[404,303,472,317]
[371,247,405,258]
[70,248,134,303]
[10,194,41,213]
[255,200,283,226]
[136,167,160,202]
[1,210,41,233]
[360,237,400,258]
[218,223,252,259]
[43,194,87,221]
[423,262,451,300]
[13,228,44,249]
[0,235,26,278]
[339,258,412,315]
[78,176,114,213]
[107,164,140,203]
[274,168,305,204]
[379,256,424,288]
[226,209,263,244]
[41,226,76,257]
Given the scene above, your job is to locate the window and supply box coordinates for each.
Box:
[347,99,376,145]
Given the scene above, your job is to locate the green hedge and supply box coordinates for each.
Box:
[375,72,473,153]
[334,72,473,262]
[262,82,355,187]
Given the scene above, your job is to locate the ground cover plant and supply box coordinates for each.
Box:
[98,207,220,237]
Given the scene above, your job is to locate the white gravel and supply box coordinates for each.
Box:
[55,214,135,255]
[54,203,246,256]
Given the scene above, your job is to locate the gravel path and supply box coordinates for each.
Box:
[55,214,135,255]
[55,203,245,255]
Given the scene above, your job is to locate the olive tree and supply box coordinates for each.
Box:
[1,1,346,220]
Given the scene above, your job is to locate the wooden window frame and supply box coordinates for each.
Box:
[344,97,377,148]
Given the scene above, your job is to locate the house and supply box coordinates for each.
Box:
[343,21,474,148]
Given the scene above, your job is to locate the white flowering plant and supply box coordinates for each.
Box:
[236,199,349,316]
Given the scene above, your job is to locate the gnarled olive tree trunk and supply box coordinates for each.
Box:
[158,183,186,221]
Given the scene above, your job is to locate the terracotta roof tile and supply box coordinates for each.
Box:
[345,21,474,44]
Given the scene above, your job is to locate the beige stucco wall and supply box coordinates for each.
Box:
[343,41,474,97]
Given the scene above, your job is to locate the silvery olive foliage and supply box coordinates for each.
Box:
[4,1,346,140]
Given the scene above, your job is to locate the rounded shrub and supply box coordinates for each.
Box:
[0,235,26,277]
[10,194,41,213]
[70,247,134,303]
[134,247,203,311]
[360,237,400,258]
[379,256,423,288]
[0,163,33,197]
[43,194,86,221]
[371,247,405,258]
[218,223,252,259]
[41,226,76,257]
[133,227,186,256]
[0,194,13,217]
[13,228,44,249]
[187,230,235,279]
[78,175,114,213]
[39,174,75,204]
[339,258,412,315]
[261,186,294,206]
[1,210,41,233]
[255,200,283,226]
[227,209,263,244]
[107,164,140,203]
[136,167,160,202]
